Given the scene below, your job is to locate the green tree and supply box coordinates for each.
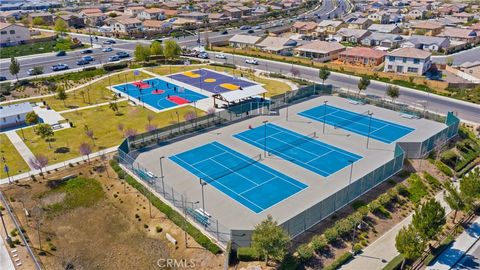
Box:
[54,18,67,35]
[318,66,330,85]
[459,168,480,210]
[25,111,39,126]
[357,75,370,96]
[109,102,120,115]
[35,123,54,149]
[32,17,45,26]
[252,215,290,265]
[150,41,163,56]
[163,39,181,60]
[444,181,464,223]
[9,57,20,81]
[20,17,30,27]
[108,12,118,18]
[412,198,446,241]
[386,85,400,102]
[395,225,426,269]
[134,44,151,62]
[56,87,68,107]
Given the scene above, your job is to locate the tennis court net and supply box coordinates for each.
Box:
[268,132,317,157]
[333,110,370,129]
[204,153,262,183]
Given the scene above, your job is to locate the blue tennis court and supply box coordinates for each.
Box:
[298,104,414,144]
[113,78,207,110]
[235,123,362,177]
[168,68,258,94]
[169,142,308,213]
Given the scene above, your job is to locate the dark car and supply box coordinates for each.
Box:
[76,60,89,65]
[116,51,130,58]
[81,49,93,54]
[221,30,228,35]
[0,76,7,81]
[56,51,66,56]
[103,39,116,44]
[247,29,254,34]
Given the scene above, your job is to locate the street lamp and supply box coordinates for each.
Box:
[323,100,328,134]
[366,111,374,149]
[263,120,269,158]
[175,111,180,133]
[0,211,12,245]
[159,156,166,197]
[199,178,207,227]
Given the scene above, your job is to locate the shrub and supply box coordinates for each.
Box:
[296,244,315,262]
[279,254,299,270]
[324,227,339,243]
[155,226,163,233]
[351,200,366,210]
[357,206,369,218]
[368,200,382,213]
[382,254,404,270]
[353,243,362,254]
[387,188,399,202]
[103,62,128,71]
[435,161,453,177]
[311,235,328,252]
[323,252,354,270]
[440,150,457,167]
[335,219,354,238]
[237,247,261,261]
[395,183,409,197]
[378,193,392,206]
[407,174,428,204]
[423,172,442,189]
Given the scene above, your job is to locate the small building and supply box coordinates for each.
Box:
[28,12,54,25]
[368,24,402,34]
[0,22,30,46]
[0,102,34,129]
[229,34,262,49]
[338,47,386,66]
[124,6,146,17]
[137,8,165,21]
[208,13,229,21]
[437,27,479,44]
[255,36,297,54]
[110,17,143,34]
[294,41,345,62]
[333,28,371,44]
[291,21,318,35]
[361,32,404,49]
[368,12,390,24]
[348,18,373,30]
[223,7,242,19]
[142,20,170,32]
[401,35,450,52]
[57,14,85,29]
[410,21,444,36]
[384,47,432,75]
[178,12,208,21]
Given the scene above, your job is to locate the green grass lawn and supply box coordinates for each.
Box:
[147,65,292,97]
[41,177,104,215]
[19,102,205,165]
[0,134,30,179]
[0,39,84,59]
[22,70,153,112]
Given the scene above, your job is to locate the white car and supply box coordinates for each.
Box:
[102,47,113,52]
[215,53,226,59]
[245,58,258,65]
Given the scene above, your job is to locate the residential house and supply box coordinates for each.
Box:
[291,21,318,35]
[368,24,402,34]
[80,8,103,16]
[437,27,479,44]
[57,14,85,28]
[469,22,480,32]
[401,35,450,52]
[223,7,242,19]
[333,28,371,44]
[384,47,432,75]
[137,8,165,21]
[315,20,346,38]
[338,47,386,66]
[294,41,345,62]
[208,13,229,21]
[163,10,178,18]
[142,19,171,33]
[361,32,404,49]
[237,6,252,16]
[256,36,298,54]
[83,12,107,27]
[28,12,54,25]
[451,12,475,23]
[110,17,143,34]
[348,18,373,29]
[125,6,146,17]
[229,34,262,49]
[406,8,426,20]
[252,5,268,16]
[0,102,34,129]
[368,12,390,24]
[0,22,30,46]
[0,11,23,22]
[178,12,208,21]
[410,21,444,36]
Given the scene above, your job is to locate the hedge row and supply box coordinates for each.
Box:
[435,160,454,177]
[103,62,128,71]
[109,159,222,254]
[323,252,354,270]
[237,247,262,261]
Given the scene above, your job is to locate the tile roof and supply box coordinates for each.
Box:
[387,47,431,59]
[339,47,386,58]
[294,41,345,54]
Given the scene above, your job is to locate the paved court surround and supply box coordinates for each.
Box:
[298,104,414,143]
[234,123,362,177]
[169,142,308,213]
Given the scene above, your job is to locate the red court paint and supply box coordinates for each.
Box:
[132,81,150,89]
[168,96,190,105]
[152,90,165,94]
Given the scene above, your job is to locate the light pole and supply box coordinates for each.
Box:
[323,100,328,134]
[159,156,165,197]
[366,111,373,149]
[199,178,207,227]
[0,210,12,245]
[184,200,199,248]
[176,111,180,133]
[263,120,268,158]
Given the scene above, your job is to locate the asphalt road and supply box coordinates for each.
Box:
[208,52,480,123]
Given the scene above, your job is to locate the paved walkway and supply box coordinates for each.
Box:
[0,237,15,270]
[4,131,36,170]
[427,216,480,270]
[341,191,452,270]
[0,146,118,185]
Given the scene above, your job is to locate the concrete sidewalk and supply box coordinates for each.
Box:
[0,237,15,270]
[341,192,451,270]
[4,131,36,170]
[427,217,480,270]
